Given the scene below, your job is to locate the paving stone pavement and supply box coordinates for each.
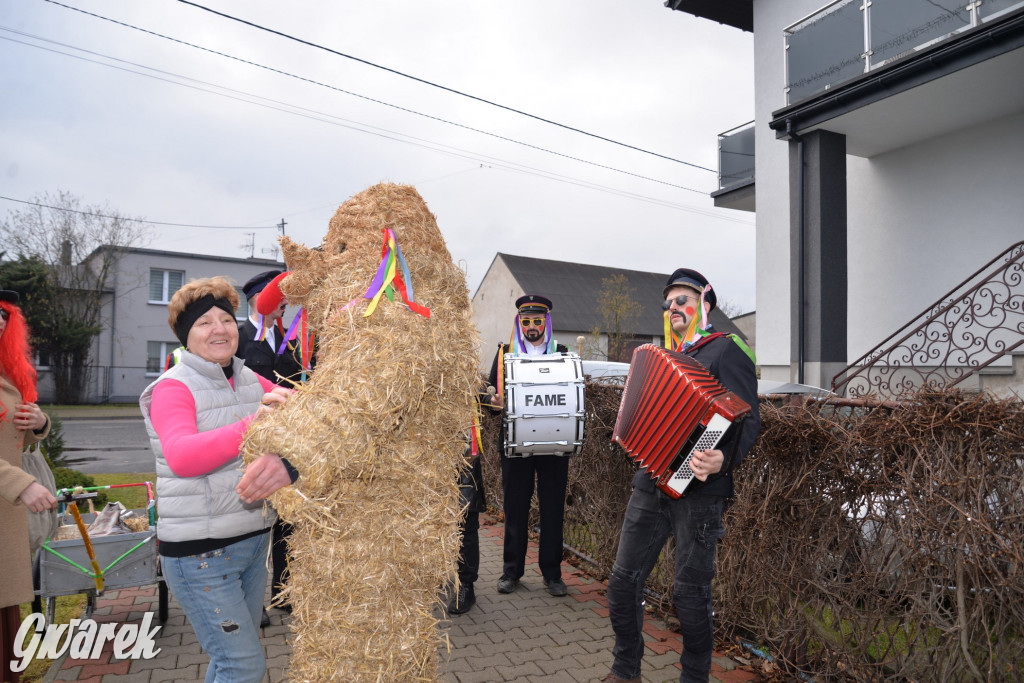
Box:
[40,514,762,683]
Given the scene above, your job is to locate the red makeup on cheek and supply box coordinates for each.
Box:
[684,306,695,317]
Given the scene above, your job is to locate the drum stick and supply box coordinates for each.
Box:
[576,336,585,355]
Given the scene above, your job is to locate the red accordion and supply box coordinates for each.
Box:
[612,344,751,498]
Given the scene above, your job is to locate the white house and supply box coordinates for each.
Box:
[668,0,1024,397]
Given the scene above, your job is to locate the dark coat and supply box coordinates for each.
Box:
[235,319,304,386]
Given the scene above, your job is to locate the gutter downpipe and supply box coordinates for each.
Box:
[107,264,117,403]
[787,119,805,385]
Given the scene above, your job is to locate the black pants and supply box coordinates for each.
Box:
[270,518,292,603]
[456,457,484,585]
[500,454,569,582]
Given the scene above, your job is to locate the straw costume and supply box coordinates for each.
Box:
[241,183,479,682]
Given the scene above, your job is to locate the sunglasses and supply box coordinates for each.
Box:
[520,317,545,327]
[0,309,8,321]
[661,294,697,310]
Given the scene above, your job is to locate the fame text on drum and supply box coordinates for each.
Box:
[502,352,586,457]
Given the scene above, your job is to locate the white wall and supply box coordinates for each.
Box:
[753,0,820,381]
[847,111,1024,358]
[471,256,523,372]
[752,0,1024,385]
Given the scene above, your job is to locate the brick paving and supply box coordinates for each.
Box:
[40,515,762,682]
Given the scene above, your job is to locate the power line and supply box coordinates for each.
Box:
[2,30,752,227]
[4,19,711,195]
[0,195,278,230]
[175,0,717,174]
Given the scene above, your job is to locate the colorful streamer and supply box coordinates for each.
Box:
[362,228,430,319]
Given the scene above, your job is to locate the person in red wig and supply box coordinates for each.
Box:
[0,289,56,682]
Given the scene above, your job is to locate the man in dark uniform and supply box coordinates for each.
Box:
[236,270,303,385]
[446,428,485,615]
[484,294,571,598]
[601,268,760,683]
[235,269,303,626]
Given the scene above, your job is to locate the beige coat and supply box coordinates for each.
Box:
[0,375,50,608]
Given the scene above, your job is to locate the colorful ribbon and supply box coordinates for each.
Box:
[469,400,484,457]
[362,228,430,318]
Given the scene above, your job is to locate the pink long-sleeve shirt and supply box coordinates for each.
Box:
[149,375,275,477]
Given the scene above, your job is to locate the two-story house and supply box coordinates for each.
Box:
[670,0,1024,397]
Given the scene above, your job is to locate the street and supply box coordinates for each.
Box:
[59,416,155,474]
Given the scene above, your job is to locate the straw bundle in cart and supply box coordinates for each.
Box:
[242,183,479,682]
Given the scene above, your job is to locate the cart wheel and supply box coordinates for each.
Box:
[158,580,169,623]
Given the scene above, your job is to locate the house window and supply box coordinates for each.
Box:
[149,269,184,304]
[146,341,180,375]
[235,287,250,321]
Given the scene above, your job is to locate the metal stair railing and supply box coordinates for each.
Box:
[832,240,1024,398]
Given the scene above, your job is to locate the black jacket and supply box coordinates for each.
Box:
[235,319,304,386]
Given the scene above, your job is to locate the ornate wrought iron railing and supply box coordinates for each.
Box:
[832,241,1024,398]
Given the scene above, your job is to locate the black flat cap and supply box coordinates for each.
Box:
[515,294,553,314]
[663,268,716,311]
[242,270,283,300]
[0,290,20,304]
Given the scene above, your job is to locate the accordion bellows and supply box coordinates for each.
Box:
[613,344,751,498]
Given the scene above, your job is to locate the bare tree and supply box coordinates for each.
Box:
[593,273,641,362]
[715,297,746,319]
[0,191,147,403]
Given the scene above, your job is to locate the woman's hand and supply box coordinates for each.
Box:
[13,403,47,432]
[236,454,291,503]
[18,482,58,513]
[257,387,295,416]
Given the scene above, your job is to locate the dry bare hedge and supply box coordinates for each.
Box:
[479,384,1024,682]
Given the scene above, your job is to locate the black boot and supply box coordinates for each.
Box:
[446,584,476,615]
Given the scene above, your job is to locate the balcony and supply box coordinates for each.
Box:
[711,121,755,212]
[785,0,1024,105]
[771,1,1024,157]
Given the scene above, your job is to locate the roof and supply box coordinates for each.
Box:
[496,253,747,341]
[664,0,752,33]
[88,245,285,268]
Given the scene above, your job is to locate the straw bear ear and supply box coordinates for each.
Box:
[256,271,290,315]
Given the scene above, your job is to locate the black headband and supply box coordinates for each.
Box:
[174,295,235,348]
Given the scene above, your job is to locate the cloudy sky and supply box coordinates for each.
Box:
[1,0,755,311]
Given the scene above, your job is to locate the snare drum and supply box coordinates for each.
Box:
[502,352,585,457]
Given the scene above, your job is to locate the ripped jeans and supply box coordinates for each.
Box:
[161,532,270,683]
[606,487,725,683]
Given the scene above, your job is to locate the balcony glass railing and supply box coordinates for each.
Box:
[718,122,755,191]
[784,0,1024,105]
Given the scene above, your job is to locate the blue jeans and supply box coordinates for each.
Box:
[161,532,270,683]
[606,486,725,682]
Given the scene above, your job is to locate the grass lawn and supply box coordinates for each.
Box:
[88,472,158,511]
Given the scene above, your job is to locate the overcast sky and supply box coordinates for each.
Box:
[1,0,755,312]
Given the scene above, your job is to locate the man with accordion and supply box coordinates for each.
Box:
[602,268,760,683]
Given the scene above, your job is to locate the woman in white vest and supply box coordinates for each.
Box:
[140,277,295,683]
